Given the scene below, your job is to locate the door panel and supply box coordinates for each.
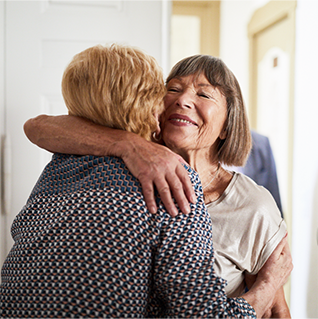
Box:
[255,17,291,219]
[1,0,168,267]
[248,0,296,304]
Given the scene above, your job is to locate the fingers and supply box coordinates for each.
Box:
[139,179,158,215]
[155,179,179,217]
[281,235,291,257]
[271,236,293,272]
[139,162,195,217]
[279,237,293,283]
[269,235,288,260]
[176,163,197,204]
[165,173,190,216]
[123,139,195,217]
[139,173,180,217]
[157,161,197,217]
[259,235,293,290]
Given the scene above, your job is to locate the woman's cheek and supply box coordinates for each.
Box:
[158,113,166,129]
[163,96,170,109]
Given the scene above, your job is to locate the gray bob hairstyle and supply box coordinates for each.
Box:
[166,55,252,167]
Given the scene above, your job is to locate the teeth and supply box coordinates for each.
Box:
[174,118,193,124]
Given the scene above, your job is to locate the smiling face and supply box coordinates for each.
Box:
[160,73,228,163]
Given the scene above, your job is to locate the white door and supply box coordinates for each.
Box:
[0,0,170,269]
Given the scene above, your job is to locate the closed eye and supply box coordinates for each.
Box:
[199,93,211,99]
[167,87,180,93]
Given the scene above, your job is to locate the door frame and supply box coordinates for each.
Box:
[248,0,297,305]
[172,0,220,57]
[248,0,297,128]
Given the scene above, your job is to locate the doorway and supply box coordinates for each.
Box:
[170,1,220,69]
[248,0,297,303]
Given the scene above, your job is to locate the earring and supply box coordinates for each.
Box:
[152,131,162,142]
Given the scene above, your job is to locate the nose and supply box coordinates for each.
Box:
[175,89,194,109]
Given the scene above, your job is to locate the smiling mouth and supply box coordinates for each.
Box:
[170,118,198,126]
[173,118,193,124]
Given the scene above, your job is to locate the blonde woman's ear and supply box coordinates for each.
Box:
[151,112,164,143]
[152,128,162,143]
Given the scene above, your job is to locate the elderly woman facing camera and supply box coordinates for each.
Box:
[23,53,291,317]
[163,57,288,284]
[0,45,292,318]
[161,56,290,316]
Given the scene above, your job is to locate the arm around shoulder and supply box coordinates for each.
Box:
[24,114,131,156]
[23,114,196,216]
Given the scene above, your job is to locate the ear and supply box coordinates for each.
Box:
[151,112,162,143]
[154,113,161,136]
[155,125,161,138]
[219,127,227,140]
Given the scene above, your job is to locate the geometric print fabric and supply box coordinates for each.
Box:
[0,154,256,318]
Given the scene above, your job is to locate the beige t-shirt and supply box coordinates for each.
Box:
[206,172,287,297]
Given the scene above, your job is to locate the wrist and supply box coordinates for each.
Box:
[84,127,136,158]
[113,131,144,160]
[242,280,276,318]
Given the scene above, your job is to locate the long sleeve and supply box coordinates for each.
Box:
[1,155,256,318]
[148,167,256,318]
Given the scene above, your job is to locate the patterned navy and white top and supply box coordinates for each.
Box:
[0,154,256,318]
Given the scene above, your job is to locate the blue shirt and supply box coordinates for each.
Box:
[0,154,256,318]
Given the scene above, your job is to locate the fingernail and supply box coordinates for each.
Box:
[149,206,157,214]
[190,194,197,203]
[172,208,179,217]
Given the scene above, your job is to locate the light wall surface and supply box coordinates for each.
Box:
[220,0,318,317]
[0,0,171,271]
[291,0,318,316]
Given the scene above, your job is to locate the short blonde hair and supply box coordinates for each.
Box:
[62,44,166,141]
[166,55,252,166]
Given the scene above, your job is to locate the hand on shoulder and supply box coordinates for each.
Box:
[121,133,196,217]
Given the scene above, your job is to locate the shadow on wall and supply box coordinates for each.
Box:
[307,171,318,317]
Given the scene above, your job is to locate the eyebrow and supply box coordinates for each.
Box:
[169,77,215,90]
[197,83,217,93]
[197,83,213,88]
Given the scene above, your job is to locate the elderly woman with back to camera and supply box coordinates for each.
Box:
[24,53,292,317]
[1,44,234,317]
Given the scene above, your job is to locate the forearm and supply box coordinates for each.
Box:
[242,280,276,318]
[269,287,291,318]
[24,114,133,157]
[24,114,196,216]
[243,286,290,319]
[245,274,290,318]
[243,237,292,318]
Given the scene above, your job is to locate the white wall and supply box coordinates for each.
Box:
[291,0,318,317]
[0,0,171,271]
